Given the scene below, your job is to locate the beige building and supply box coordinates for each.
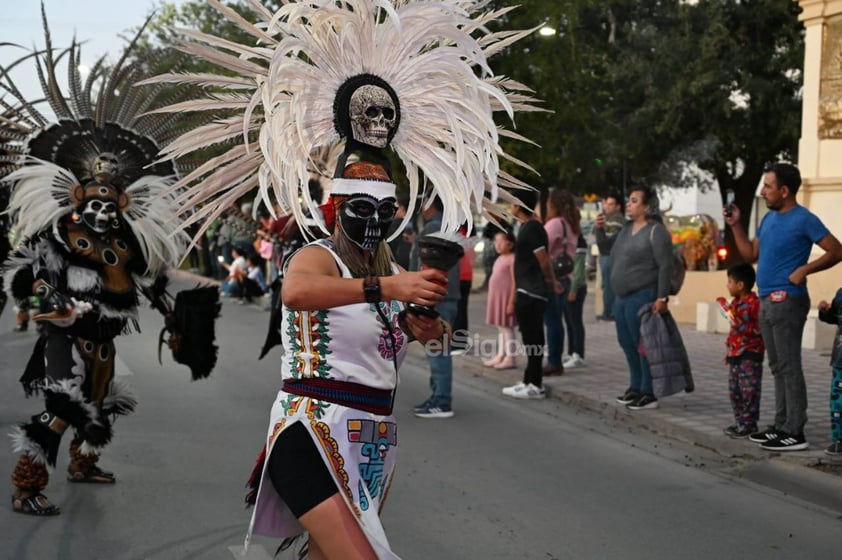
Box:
[797,0,842,304]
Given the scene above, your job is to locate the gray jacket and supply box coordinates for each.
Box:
[638,304,694,398]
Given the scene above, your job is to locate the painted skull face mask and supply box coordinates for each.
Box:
[339,195,397,251]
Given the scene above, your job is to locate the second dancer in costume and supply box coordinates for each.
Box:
[1,10,219,517]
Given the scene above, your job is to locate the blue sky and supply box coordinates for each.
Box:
[1,0,187,106]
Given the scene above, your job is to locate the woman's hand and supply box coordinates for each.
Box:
[506,299,515,317]
[402,311,445,345]
[651,298,668,314]
[382,269,448,308]
[567,289,577,302]
[553,278,564,295]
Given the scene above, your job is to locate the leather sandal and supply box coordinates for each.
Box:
[67,465,116,484]
[12,493,60,516]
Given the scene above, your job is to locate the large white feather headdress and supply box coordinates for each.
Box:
[145,0,545,239]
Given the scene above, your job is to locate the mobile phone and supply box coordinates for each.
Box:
[405,303,440,319]
[217,255,225,263]
[725,190,735,217]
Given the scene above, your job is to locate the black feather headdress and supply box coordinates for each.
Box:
[0,4,187,274]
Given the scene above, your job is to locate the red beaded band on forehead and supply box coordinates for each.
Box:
[341,161,390,182]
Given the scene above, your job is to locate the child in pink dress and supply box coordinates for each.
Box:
[484,230,518,369]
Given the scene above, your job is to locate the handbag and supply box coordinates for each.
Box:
[551,220,574,280]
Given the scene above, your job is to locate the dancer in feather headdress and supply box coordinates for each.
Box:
[147,0,542,557]
[1,7,219,516]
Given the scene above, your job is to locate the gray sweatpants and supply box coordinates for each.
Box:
[759,294,810,435]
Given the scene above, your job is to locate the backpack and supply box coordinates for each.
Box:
[649,224,686,296]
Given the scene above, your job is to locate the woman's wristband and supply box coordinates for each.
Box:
[363,276,381,303]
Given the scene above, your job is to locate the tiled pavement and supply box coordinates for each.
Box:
[445,280,839,467]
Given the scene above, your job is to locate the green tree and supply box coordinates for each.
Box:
[488,0,804,221]
[134,0,804,230]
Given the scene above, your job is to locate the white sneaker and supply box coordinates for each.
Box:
[502,382,526,396]
[505,383,546,400]
[563,353,585,368]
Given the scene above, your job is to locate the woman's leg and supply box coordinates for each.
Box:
[483,329,504,366]
[268,424,378,560]
[614,294,642,391]
[568,286,586,358]
[563,300,574,360]
[502,327,516,359]
[495,326,516,368]
[630,290,656,396]
[543,291,562,366]
[300,494,377,560]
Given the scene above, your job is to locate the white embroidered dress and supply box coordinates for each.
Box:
[247,241,407,559]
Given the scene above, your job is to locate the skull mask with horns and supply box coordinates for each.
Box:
[349,85,397,148]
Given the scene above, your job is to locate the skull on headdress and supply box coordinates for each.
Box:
[334,74,401,151]
[348,85,397,149]
[92,152,121,184]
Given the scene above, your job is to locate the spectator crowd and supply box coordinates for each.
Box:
[140,163,842,455]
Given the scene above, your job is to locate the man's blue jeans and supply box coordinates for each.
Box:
[426,299,458,408]
[613,287,655,395]
[599,255,615,318]
[543,280,569,367]
[759,294,810,435]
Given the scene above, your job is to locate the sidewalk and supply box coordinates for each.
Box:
[445,278,841,471]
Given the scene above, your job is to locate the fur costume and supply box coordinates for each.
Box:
[0,7,218,510]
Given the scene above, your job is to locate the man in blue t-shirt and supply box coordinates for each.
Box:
[725,162,842,451]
